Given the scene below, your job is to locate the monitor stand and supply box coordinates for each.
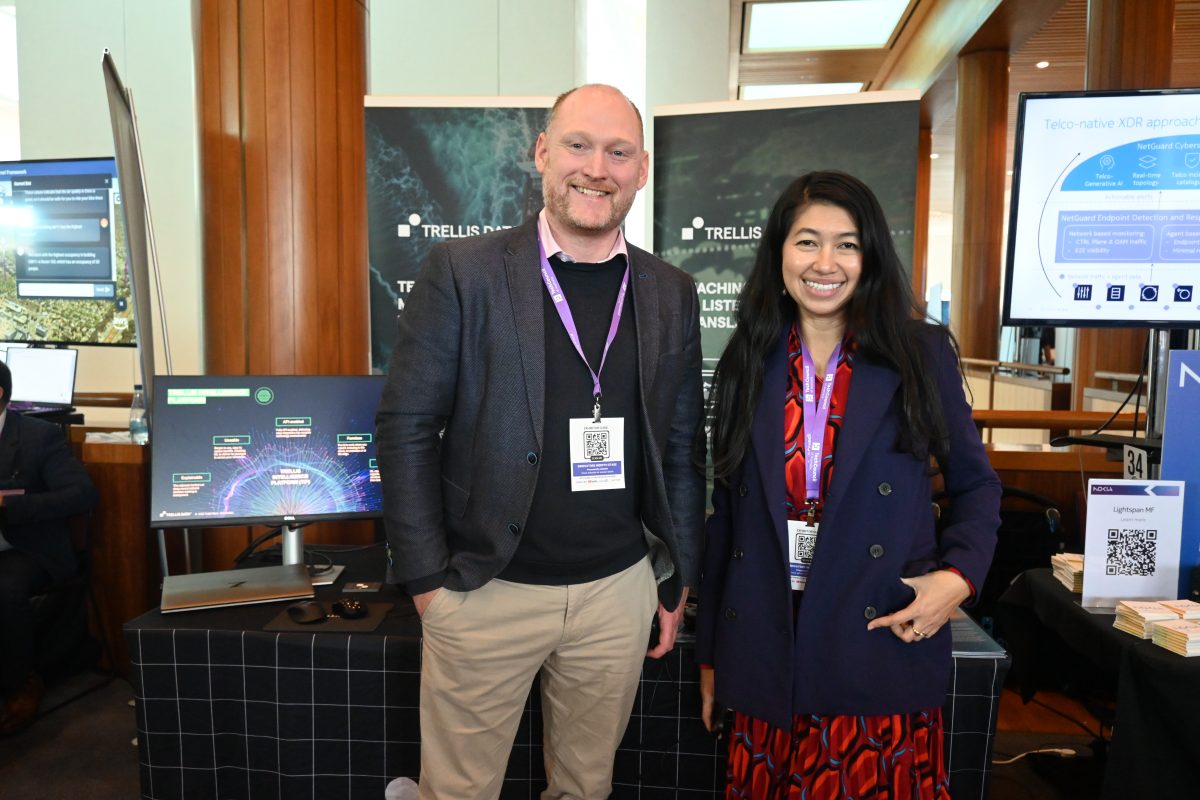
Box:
[280,523,345,587]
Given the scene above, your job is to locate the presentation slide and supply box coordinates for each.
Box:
[149,376,384,528]
[1005,91,1200,327]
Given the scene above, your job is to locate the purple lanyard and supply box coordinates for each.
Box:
[538,239,629,421]
[800,336,842,505]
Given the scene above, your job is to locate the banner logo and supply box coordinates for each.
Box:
[397,213,512,239]
[681,216,762,242]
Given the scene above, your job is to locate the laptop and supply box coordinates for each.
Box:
[6,347,78,415]
[160,563,315,613]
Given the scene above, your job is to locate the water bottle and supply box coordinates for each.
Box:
[129,384,149,445]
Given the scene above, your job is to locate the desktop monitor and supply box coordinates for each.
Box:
[1004,88,1200,328]
[149,375,385,566]
[0,157,136,345]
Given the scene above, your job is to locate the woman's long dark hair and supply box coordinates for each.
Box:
[707,170,953,482]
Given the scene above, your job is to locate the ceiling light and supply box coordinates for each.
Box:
[1036,61,1050,69]
[746,1,910,52]
[930,153,940,160]
[741,83,864,100]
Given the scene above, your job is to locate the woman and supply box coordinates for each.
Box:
[695,171,1000,798]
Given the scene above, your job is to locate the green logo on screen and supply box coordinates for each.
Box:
[254,387,274,405]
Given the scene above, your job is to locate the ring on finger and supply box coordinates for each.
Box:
[912,626,926,639]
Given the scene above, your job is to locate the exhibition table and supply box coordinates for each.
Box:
[126,547,1008,800]
[996,568,1199,798]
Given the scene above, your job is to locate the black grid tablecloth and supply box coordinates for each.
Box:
[126,551,1007,799]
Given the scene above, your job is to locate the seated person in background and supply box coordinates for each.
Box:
[0,358,98,736]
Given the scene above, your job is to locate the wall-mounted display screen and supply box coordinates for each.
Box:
[149,375,385,529]
[1003,90,1200,331]
[0,157,136,345]
[1004,89,1200,328]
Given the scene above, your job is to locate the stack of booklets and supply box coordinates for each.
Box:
[1113,600,1178,638]
[1050,552,1083,592]
[1159,599,1200,620]
[1151,619,1200,657]
[1113,599,1200,638]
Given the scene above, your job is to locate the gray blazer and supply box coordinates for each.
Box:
[376,218,705,608]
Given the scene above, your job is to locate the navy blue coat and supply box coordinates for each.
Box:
[694,326,1000,728]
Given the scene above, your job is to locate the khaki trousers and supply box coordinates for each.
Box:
[416,555,657,800]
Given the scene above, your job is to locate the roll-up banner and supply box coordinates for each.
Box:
[652,92,921,375]
[365,97,553,371]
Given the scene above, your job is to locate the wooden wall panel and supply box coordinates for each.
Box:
[1072,0,1174,410]
[197,0,249,377]
[913,126,932,310]
[1086,0,1176,89]
[951,49,1008,360]
[313,0,340,374]
[336,0,370,373]
[288,1,318,374]
[198,0,367,377]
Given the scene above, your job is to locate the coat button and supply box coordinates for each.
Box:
[869,544,884,559]
[738,483,749,497]
[508,523,520,535]
[526,451,539,465]
[732,547,744,560]
[724,607,737,619]
[863,606,877,620]
[877,482,893,496]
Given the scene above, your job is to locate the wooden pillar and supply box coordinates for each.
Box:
[1072,0,1175,410]
[950,50,1008,360]
[193,0,371,568]
[195,0,369,376]
[912,126,932,314]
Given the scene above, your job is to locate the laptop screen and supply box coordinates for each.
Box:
[7,347,78,405]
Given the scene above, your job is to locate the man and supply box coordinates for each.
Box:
[376,84,705,799]
[0,358,98,735]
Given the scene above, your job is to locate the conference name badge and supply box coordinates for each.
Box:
[787,519,819,591]
[568,417,625,492]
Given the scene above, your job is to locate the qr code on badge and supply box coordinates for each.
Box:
[1105,528,1157,576]
[794,534,816,564]
[584,429,609,461]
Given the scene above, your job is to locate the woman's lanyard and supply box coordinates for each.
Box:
[800,336,841,520]
[537,239,629,422]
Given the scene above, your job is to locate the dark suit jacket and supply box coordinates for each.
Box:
[376,218,706,608]
[0,411,99,582]
[694,325,1000,727]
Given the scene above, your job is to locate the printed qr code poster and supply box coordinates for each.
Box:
[1083,479,1186,609]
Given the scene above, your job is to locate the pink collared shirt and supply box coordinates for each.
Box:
[537,209,629,263]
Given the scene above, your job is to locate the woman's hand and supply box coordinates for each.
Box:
[866,569,971,643]
[700,667,717,732]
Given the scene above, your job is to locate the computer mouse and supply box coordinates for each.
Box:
[332,598,368,620]
[287,600,327,624]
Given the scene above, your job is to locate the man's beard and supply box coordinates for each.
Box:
[542,179,633,235]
